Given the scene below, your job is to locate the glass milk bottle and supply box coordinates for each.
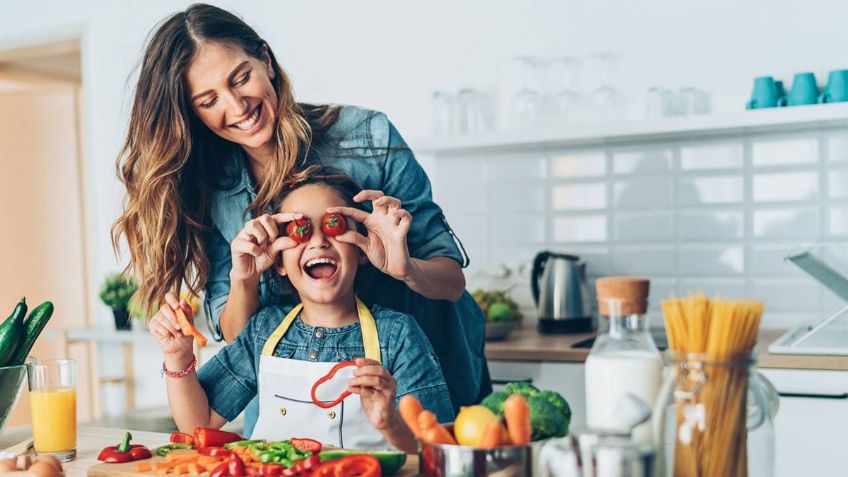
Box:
[585,277,662,443]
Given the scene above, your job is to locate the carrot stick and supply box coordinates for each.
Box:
[197,456,221,466]
[399,395,424,438]
[504,394,531,445]
[173,463,189,475]
[136,462,152,472]
[417,410,457,445]
[175,307,207,347]
[165,450,198,463]
[479,418,504,448]
[187,463,201,476]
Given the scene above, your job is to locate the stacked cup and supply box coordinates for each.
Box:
[747,69,848,109]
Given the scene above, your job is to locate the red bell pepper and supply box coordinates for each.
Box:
[209,462,229,477]
[198,446,233,457]
[194,427,244,448]
[170,432,195,445]
[310,361,358,409]
[227,452,247,477]
[310,454,380,477]
[97,432,153,463]
[289,438,322,454]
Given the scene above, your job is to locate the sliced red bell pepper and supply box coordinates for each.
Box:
[261,463,284,477]
[97,432,153,463]
[170,432,195,445]
[310,361,358,409]
[198,446,233,457]
[299,455,320,472]
[194,427,244,448]
[227,452,247,477]
[289,438,322,454]
[209,462,229,477]
[310,454,380,477]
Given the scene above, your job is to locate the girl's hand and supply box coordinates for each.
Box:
[230,213,301,282]
[148,292,195,364]
[327,190,412,281]
[347,357,399,431]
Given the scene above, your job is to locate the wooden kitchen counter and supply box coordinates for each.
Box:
[485,325,848,371]
[2,426,418,477]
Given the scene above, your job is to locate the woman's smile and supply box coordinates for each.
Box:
[229,103,264,132]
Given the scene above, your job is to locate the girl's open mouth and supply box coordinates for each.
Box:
[303,257,339,280]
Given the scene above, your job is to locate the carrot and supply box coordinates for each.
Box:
[399,395,424,438]
[153,463,174,472]
[205,462,222,472]
[173,463,189,475]
[503,394,531,445]
[417,410,457,445]
[136,462,152,472]
[165,450,198,463]
[187,463,201,476]
[479,418,504,448]
[175,307,207,347]
[197,456,221,466]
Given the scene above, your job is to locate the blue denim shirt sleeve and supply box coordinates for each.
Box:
[203,226,232,341]
[382,308,455,424]
[378,116,468,267]
[196,308,265,422]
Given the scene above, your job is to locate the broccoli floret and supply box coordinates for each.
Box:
[480,382,571,441]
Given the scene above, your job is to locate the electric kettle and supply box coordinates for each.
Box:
[531,251,594,334]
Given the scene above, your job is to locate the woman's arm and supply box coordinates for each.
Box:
[402,256,465,302]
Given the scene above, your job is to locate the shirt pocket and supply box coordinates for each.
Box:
[335,348,365,362]
[256,336,298,359]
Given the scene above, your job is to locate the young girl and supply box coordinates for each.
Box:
[149,167,454,452]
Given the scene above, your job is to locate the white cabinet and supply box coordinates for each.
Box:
[487,360,587,429]
[759,369,848,477]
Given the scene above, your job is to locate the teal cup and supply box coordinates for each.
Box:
[779,72,819,106]
[819,69,848,103]
[775,80,786,100]
[747,76,780,109]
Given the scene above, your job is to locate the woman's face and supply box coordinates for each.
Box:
[185,42,278,155]
[275,184,363,305]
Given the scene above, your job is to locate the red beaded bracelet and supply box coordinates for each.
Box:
[161,356,197,378]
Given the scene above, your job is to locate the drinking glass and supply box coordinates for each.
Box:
[587,52,624,121]
[551,56,584,123]
[510,55,543,129]
[431,90,457,137]
[28,358,77,461]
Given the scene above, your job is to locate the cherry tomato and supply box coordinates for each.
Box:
[286,218,312,243]
[321,213,346,237]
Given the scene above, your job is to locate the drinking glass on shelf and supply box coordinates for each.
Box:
[645,87,670,119]
[509,55,543,129]
[28,358,77,461]
[432,90,457,137]
[551,56,584,123]
[587,52,624,121]
[457,88,492,135]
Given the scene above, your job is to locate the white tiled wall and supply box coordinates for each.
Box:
[430,127,848,328]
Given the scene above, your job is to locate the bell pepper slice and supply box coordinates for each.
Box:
[310,361,358,409]
[311,454,381,477]
[194,427,244,448]
[197,446,233,457]
[227,452,247,477]
[170,432,195,445]
[289,438,321,454]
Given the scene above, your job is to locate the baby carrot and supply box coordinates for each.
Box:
[418,410,457,445]
[399,395,424,438]
[503,394,531,445]
[175,307,207,347]
[479,418,504,448]
[135,462,152,472]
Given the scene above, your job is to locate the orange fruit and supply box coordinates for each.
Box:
[454,405,498,446]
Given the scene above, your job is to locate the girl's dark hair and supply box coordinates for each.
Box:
[112,3,340,314]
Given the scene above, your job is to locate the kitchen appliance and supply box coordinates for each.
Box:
[531,251,593,334]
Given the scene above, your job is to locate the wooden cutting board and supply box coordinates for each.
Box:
[87,454,419,476]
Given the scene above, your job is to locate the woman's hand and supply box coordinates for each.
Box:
[348,358,400,431]
[149,292,195,366]
[230,213,300,282]
[327,190,412,281]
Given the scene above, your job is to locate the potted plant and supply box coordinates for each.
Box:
[99,273,139,330]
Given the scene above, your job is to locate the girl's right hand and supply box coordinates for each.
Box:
[230,213,301,282]
[149,292,194,359]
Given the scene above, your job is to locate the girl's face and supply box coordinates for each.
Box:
[275,184,363,305]
[185,42,278,155]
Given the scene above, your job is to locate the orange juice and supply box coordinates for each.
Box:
[30,387,76,452]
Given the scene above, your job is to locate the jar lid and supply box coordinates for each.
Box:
[595,276,650,315]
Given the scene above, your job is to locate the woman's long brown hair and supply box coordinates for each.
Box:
[112,3,339,315]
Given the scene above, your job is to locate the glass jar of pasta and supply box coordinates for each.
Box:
[651,352,779,477]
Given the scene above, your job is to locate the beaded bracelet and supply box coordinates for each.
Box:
[161,355,197,378]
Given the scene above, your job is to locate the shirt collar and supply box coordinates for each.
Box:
[224,149,254,197]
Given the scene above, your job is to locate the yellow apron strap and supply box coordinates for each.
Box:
[261,298,381,364]
[262,303,303,356]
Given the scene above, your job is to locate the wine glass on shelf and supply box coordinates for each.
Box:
[587,52,624,122]
[550,56,584,125]
[509,55,543,129]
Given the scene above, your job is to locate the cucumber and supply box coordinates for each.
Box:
[0,298,26,368]
[319,449,407,475]
[9,301,54,366]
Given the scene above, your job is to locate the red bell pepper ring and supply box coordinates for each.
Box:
[310,361,359,409]
[97,432,153,463]
[194,427,244,448]
[311,454,380,477]
[289,438,322,454]
[198,446,233,457]
[170,432,195,445]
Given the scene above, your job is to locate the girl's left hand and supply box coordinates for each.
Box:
[327,190,412,281]
[347,357,398,431]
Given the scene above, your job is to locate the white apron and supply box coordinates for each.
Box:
[250,298,389,449]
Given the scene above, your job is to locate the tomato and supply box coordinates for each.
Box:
[290,438,322,454]
[320,213,346,237]
[286,218,313,243]
[311,455,380,477]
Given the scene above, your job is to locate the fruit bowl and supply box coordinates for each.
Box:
[0,362,29,431]
[485,321,517,341]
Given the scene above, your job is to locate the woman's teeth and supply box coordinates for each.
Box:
[232,105,261,130]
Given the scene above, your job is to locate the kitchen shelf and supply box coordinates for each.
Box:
[411,103,848,155]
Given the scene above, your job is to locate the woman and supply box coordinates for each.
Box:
[112,3,489,435]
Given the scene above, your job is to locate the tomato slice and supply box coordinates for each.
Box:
[311,455,380,477]
[290,438,322,454]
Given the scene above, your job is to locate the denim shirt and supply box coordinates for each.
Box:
[202,106,490,433]
[197,303,456,433]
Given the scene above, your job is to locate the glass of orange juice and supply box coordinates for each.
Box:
[27,358,77,462]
